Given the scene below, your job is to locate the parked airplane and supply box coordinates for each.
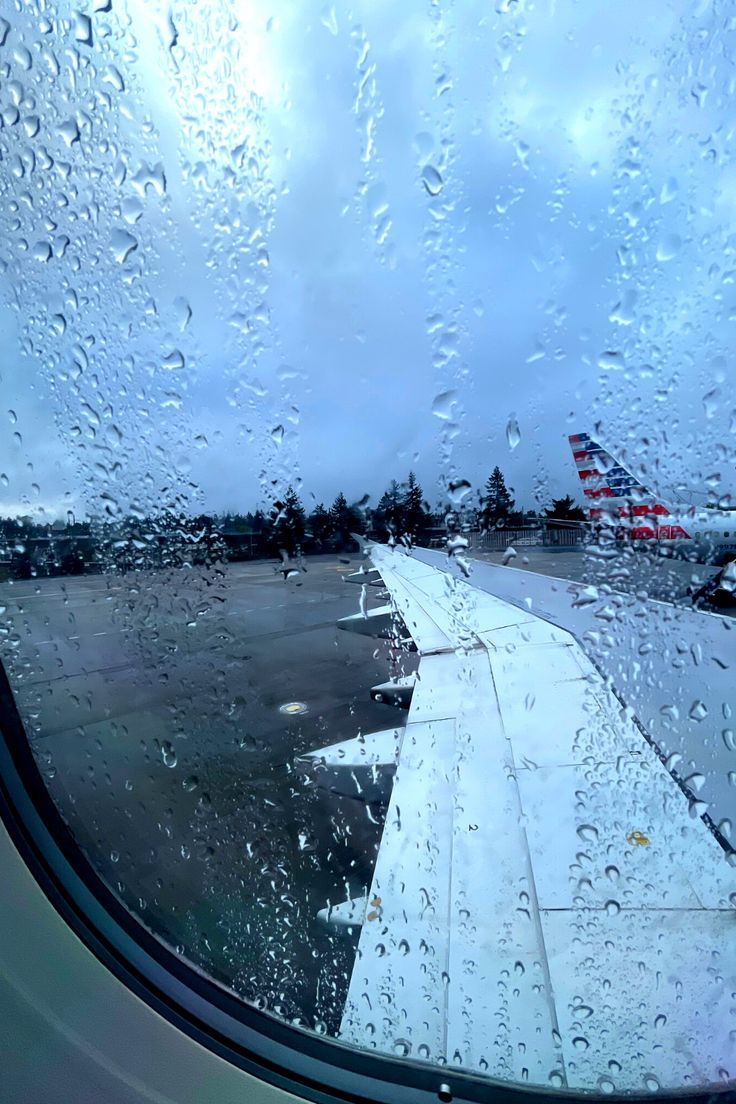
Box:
[308,540,735,1093]
[569,431,736,564]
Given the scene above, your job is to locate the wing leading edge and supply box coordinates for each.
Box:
[314,544,735,1091]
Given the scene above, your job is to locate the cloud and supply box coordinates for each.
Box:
[1,0,734,520]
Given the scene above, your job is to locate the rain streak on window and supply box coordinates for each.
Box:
[0,0,735,1095]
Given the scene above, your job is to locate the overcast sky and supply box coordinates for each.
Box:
[1,0,735,521]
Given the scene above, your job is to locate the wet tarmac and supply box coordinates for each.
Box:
[0,555,404,1028]
[0,544,729,1030]
[473,543,722,604]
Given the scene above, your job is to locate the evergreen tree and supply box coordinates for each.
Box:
[330,492,365,547]
[403,471,428,538]
[481,466,515,528]
[308,502,333,545]
[271,486,306,553]
[375,480,405,536]
[544,495,586,526]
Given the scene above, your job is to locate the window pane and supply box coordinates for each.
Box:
[1,0,734,1093]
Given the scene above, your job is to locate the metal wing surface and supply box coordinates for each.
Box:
[317,544,735,1092]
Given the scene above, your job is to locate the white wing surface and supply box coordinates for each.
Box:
[319,544,735,1091]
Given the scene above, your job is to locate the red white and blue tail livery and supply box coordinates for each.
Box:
[568,432,736,563]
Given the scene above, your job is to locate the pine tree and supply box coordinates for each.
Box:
[481,466,515,528]
[271,486,305,553]
[308,503,333,544]
[375,480,405,536]
[544,495,586,525]
[403,471,427,538]
[330,492,365,546]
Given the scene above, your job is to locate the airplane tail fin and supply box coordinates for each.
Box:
[568,433,671,520]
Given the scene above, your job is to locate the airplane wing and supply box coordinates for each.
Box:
[309,543,735,1092]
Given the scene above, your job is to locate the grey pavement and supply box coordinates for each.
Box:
[0,555,402,1029]
[0,544,730,1031]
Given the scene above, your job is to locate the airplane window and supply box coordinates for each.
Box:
[1,1,735,1100]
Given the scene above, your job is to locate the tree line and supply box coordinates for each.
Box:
[0,467,585,578]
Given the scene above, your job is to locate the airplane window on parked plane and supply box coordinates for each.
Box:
[1,1,735,1100]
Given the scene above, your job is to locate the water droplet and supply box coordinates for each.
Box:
[58,119,80,147]
[103,64,125,92]
[182,775,199,792]
[106,423,123,447]
[598,1078,615,1094]
[33,241,52,263]
[413,131,434,165]
[644,1075,660,1092]
[576,823,599,843]
[447,479,471,506]
[506,415,521,450]
[597,350,624,371]
[446,534,469,554]
[162,349,185,371]
[656,234,681,262]
[432,389,457,420]
[174,296,192,331]
[13,45,32,71]
[572,1036,589,1050]
[660,177,678,204]
[604,899,621,916]
[320,4,338,34]
[161,742,177,768]
[724,730,736,752]
[73,11,93,44]
[421,164,443,196]
[689,700,708,722]
[271,424,285,445]
[111,228,138,264]
[654,1013,667,1029]
[609,289,637,325]
[131,161,167,197]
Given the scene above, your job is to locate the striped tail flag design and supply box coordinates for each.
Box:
[568,433,672,526]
